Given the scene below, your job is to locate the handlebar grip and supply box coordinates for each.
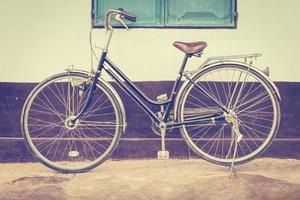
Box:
[117,8,137,22]
[123,12,137,22]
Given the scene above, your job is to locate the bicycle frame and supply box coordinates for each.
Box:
[70,15,230,128]
[73,50,228,128]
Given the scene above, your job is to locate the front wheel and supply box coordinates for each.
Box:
[176,64,280,166]
[21,72,125,173]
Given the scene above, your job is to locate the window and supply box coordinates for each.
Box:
[92,0,237,28]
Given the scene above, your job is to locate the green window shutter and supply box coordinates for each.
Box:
[93,0,164,27]
[92,0,237,28]
[165,0,236,27]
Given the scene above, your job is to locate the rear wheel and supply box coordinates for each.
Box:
[177,64,280,165]
[21,72,125,173]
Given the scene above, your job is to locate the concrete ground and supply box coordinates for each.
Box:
[0,158,300,200]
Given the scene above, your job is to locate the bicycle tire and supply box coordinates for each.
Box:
[21,71,125,173]
[176,63,280,166]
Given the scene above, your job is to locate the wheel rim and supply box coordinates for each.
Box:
[180,65,279,164]
[23,74,122,171]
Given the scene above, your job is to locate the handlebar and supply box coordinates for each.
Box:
[104,8,137,30]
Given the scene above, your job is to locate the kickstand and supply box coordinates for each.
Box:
[224,111,243,179]
[229,137,238,179]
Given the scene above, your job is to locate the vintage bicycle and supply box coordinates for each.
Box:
[21,9,281,173]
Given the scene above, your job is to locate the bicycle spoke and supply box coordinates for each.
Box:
[189,125,212,138]
[208,126,225,156]
[239,113,273,122]
[218,70,230,107]
[32,99,65,120]
[199,126,223,149]
[239,120,271,135]
[235,90,271,112]
[74,128,90,160]
[235,84,263,108]
[227,71,243,109]
[239,123,263,148]
[37,127,66,150]
[77,127,108,153]
[80,93,107,119]
[74,86,90,114]
[210,73,222,103]
[232,70,250,109]
[47,84,68,112]
[239,125,260,151]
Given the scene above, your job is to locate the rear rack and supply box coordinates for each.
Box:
[184,53,265,78]
[201,53,262,67]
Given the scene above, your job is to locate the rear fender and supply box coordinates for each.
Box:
[174,61,281,121]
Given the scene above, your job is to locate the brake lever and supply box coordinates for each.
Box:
[115,14,129,31]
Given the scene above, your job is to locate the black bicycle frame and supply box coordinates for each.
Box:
[74,52,228,127]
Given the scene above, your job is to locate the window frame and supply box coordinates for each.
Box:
[91,0,238,29]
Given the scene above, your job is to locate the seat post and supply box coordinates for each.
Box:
[179,54,190,75]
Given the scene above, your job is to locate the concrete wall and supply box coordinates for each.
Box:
[0,0,299,82]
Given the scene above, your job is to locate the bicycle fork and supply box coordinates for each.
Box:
[66,72,100,126]
[69,53,107,125]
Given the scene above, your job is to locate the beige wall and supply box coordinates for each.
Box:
[0,0,299,82]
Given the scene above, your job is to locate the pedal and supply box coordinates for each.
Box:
[157,151,169,160]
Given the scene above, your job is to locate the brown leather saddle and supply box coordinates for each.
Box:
[173,41,207,55]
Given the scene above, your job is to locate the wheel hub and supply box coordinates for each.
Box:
[64,116,80,130]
